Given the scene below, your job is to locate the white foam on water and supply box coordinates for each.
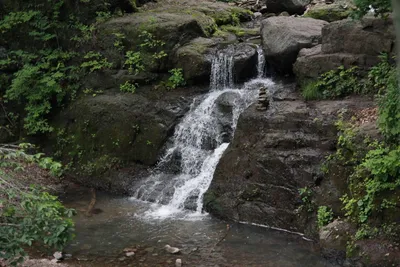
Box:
[131,47,275,220]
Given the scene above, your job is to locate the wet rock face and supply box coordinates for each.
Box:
[204,91,374,233]
[174,38,216,85]
[174,41,258,85]
[232,43,258,83]
[261,17,328,74]
[319,220,355,253]
[294,17,396,84]
[49,89,195,193]
[214,91,241,143]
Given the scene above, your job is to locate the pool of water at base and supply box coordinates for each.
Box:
[60,187,341,267]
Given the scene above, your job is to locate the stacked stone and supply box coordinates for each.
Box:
[256,87,270,111]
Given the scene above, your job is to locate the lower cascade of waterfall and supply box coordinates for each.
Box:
[132,46,274,219]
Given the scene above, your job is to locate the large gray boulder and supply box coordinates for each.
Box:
[174,41,258,85]
[49,89,195,193]
[294,17,396,84]
[204,91,374,233]
[261,17,328,73]
[304,0,354,22]
[174,38,216,85]
[265,0,312,14]
[232,43,258,83]
[97,11,217,72]
[322,17,395,55]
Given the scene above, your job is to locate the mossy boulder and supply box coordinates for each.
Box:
[149,2,253,26]
[188,5,253,26]
[174,37,216,85]
[97,10,217,72]
[49,89,194,192]
[174,40,258,85]
[304,1,354,22]
[219,25,260,38]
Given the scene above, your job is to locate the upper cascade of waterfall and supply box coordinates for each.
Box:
[132,47,274,220]
[210,52,234,90]
[257,46,265,78]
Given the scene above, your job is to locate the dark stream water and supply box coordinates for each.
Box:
[60,187,340,267]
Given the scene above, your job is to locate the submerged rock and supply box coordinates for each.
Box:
[165,245,180,254]
[126,252,135,257]
[53,252,63,261]
[261,16,328,73]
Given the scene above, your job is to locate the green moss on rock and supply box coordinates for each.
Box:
[220,25,259,37]
[304,5,352,22]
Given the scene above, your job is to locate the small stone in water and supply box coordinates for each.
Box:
[164,245,180,254]
[53,251,63,260]
[123,247,137,252]
[126,252,135,257]
[145,247,155,253]
[176,259,182,267]
[118,257,126,261]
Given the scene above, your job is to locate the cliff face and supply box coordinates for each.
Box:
[205,90,374,234]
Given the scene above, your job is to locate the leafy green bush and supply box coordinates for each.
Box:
[377,71,400,141]
[352,0,392,18]
[301,66,362,100]
[321,51,400,241]
[301,81,323,100]
[298,186,315,212]
[124,51,144,74]
[302,55,396,101]
[317,206,334,228]
[0,144,75,265]
[342,144,400,224]
[120,81,137,93]
[366,54,396,94]
[0,186,75,265]
[167,68,186,89]
[81,51,113,73]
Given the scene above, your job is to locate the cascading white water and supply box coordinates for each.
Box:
[210,52,234,90]
[133,46,274,219]
[257,46,265,78]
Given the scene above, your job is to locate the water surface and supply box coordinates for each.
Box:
[62,188,340,267]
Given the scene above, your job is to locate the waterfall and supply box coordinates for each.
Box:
[257,46,265,78]
[133,46,273,219]
[210,52,234,90]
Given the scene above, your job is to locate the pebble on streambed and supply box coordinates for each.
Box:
[164,245,181,254]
